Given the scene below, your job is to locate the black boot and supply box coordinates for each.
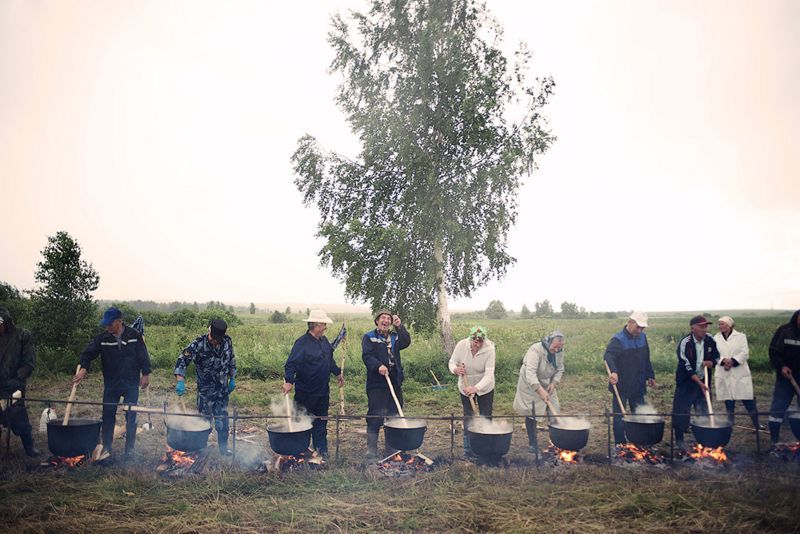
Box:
[218,438,232,456]
[366,432,378,460]
[525,417,538,453]
[20,433,40,457]
[769,421,781,445]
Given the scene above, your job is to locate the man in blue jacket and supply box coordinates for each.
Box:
[362,309,411,459]
[74,306,151,459]
[671,315,719,450]
[281,309,344,458]
[767,309,800,445]
[604,311,656,445]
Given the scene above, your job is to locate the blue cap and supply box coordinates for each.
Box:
[100,306,122,327]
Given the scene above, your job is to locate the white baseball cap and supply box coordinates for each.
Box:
[304,309,333,324]
[629,311,649,328]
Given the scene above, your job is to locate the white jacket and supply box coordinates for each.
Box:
[713,329,753,401]
[448,338,495,396]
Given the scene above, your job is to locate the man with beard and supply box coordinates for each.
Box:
[74,306,151,459]
[767,309,800,445]
[362,309,411,459]
[0,307,39,457]
[174,319,236,455]
[604,311,656,445]
[281,309,345,458]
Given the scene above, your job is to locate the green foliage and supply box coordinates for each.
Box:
[519,304,531,319]
[485,300,507,319]
[269,311,291,324]
[249,302,256,315]
[29,231,99,371]
[535,299,553,316]
[0,281,31,325]
[292,0,555,331]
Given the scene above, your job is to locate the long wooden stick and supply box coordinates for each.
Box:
[385,374,405,418]
[285,392,294,432]
[63,365,82,426]
[430,370,442,387]
[704,366,716,425]
[460,363,480,415]
[788,374,800,402]
[339,336,347,416]
[604,360,627,417]
[544,399,561,425]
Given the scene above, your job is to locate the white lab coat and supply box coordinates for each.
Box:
[713,329,753,401]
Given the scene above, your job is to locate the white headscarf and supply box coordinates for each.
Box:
[718,316,735,328]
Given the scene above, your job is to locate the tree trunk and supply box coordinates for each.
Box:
[434,237,455,359]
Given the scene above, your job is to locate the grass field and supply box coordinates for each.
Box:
[1,313,799,532]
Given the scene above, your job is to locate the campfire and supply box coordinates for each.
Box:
[259,450,325,473]
[680,444,729,467]
[541,445,581,465]
[376,452,434,477]
[156,447,208,477]
[769,442,800,463]
[42,454,89,469]
[615,443,668,466]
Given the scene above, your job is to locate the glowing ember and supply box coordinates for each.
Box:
[47,455,88,468]
[558,449,578,463]
[688,444,728,463]
[615,443,668,466]
[156,447,207,476]
[161,448,197,468]
[376,452,434,477]
[260,451,324,473]
[542,445,581,465]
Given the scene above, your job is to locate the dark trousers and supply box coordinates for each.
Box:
[724,399,759,428]
[671,381,707,442]
[460,390,494,426]
[611,392,645,444]
[295,390,330,453]
[102,384,139,454]
[197,393,229,445]
[769,375,798,424]
[366,380,403,434]
[0,395,32,436]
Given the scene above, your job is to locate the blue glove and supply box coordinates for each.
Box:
[176,380,186,396]
[228,377,235,393]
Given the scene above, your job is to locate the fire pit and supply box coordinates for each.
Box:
[615,443,668,467]
[679,444,730,468]
[259,450,325,473]
[376,452,434,477]
[156,447,209,477]
[541,444,582,466]
[40,454,90,470]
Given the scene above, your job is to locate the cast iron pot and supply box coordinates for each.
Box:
[788,412,800,441]
[166,421,212,452]
[384,418,427,451]
[467,426,513,459]
[691,420,732,448]
[548,423,590,451]
[267,423,312,456]
[623,415,665,447]
[47,418,101,457]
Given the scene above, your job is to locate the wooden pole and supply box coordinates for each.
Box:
[604,360,627,417]
[385,374,405,418]
[704,366,716,425]
[63,365,82,426]
[285,392,294,432]
[460,363,479,415]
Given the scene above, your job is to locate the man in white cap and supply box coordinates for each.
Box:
[604,311,656,445]
[282,310,344,457]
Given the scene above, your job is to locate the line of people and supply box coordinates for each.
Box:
[0,305,798,460]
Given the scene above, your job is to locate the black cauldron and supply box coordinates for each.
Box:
[623,415,665,447]
[384,418,427,452]
[548,423,590,451]
[47,418,101,457]
[691,419,732,448]
[788,413,800,441]
[167,425,212,452]
[467,425,513,459]
[267,423,312,456]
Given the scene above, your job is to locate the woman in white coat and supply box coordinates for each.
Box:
[513,331,565,451]
[714,316,759,428]
[449,326,495,457]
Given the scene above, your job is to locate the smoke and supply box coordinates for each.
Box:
[385,417,426,429]
[269,395,313,430]
[165,402,211,431]
[628,404,665,423]
[551,417,591,430]
[468,416,512,434]
[692,415,731,428]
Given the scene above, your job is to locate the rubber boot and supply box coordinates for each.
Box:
[726,406,735,427]
[769,421,781,445]
[749,411,761,431]
[525,417,538,453]
[218,438,232,456]
[20,433,40,457]
[366,432,378,460]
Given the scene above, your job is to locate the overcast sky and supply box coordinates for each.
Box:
[1,0,798,313]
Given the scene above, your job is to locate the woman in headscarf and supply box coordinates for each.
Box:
[513,331,565,451]
[714,316,759,428]
[449,325,496,458]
